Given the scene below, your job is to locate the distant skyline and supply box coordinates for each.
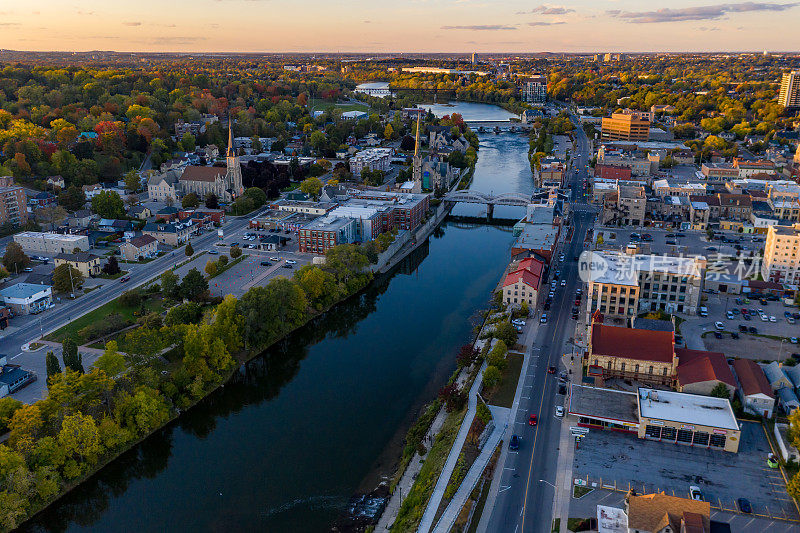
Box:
[1,1,800,53]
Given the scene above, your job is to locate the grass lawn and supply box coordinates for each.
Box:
[573,485,593,498]
[209,254,248,279]
[309,100,369,113]
[45,295,166,344]
[484,353,524,408]
[97,270,128,280]
[567,517,592,532]
[391,406,468,533]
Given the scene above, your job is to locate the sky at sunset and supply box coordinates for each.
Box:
[1,1,799,53]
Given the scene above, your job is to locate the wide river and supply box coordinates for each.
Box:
[24,103,533,532]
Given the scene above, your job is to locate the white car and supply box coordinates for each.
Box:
[560,279,566,287]
[714,321,724,330]
[285,259,297,265]
[512,319,526,326]
[689,485,703,501]
[555,406,564,418]
[769,315,777,323]
[761,314,769,322]
[791,337,798,344]
[270,257,280,261]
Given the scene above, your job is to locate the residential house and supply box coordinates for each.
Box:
[68,209,95,229]
[147,169,181,203]
[119,234,159,260]
[29,191,56,207]
[675,348,736,397]
[762,361,793,391]
[625,492,710,533]
[45,175,65,190]
[143,221,192,247]
[732,359,775,417]
[54,252,103,277]
[82,184,104,199]
[777,387,800,414]
[155,206,179,222]
[128,205,153,220]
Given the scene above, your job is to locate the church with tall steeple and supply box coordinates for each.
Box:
[177,119,244,203]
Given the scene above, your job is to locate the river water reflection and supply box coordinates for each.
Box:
[24,103,533,533]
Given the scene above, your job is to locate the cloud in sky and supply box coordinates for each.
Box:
[123,21,142,26]
[607,2,799,23]
[527,21,566,26]
[518,5,575,15]
[0,22,20,27]
[440,24,517,30]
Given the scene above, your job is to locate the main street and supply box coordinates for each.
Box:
[483,112,595,532]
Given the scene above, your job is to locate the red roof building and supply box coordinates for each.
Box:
[502,257,544,309]
[732,359,775,417]
[676,348,736,396]
[594,164,633,181]
[587,314,677,386]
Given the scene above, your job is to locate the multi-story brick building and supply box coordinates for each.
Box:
[0,186,27,226]
[585,249,705,323]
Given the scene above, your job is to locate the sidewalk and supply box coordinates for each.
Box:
[417,359,486,533]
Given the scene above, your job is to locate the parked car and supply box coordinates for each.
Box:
[731,332,739,339]
[767,454,779,468]
[558,384,567,395]
[739,325,748,332]
[737,498,752,514]
[560,279,566,287]
[689,486,703,501]
[792,338,799,345]
[509,434,520,451]
[749,326,758,334]
[714,332,723,339]
[208,250,219,255]
[555,406,564,417]
[714,321,724,330]
[540,314,548,324]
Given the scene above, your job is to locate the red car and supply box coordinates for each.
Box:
[120,276,131,283]
[528,414,538,426]
[547,366,557,374]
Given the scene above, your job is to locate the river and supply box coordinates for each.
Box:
[24,103,533,533]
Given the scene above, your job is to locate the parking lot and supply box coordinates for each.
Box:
[571,421,798,521]
[597,227,764,258]
[569,487,799,532]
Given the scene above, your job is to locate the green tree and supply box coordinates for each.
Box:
[384,123,395,140]
[57,185,87,211]
[483,365,502,388]
[161,270,180,299]
[165,302,203,326]
[62,338,84,374]
[92,340,126,377]
[300,177,323,199]
[204,260,218,277]
[230,245,242,259]
[788,473,800,500]
[91,190,125,219]
[487,340,508,370]
[211,294,243,353]
[124,169,140,193]
[205,194,219,209]
[0,397,23,433]
[45,351,61,381]
[493,321,519,347]
[58,412,102,465]
[243,187,267,207]
[185,241,194,257]
[182,192,199,209]
[294,265,339,310]
[52,264,84,293]
[122,327,164,368]
[709,383,731,400]
[180,268,208,301]
[2,242,30,273]
[114,386,170,436]
[178,132,196,152]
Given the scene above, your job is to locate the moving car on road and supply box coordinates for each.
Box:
[528,414,538,426]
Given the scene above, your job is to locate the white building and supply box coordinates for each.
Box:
[349,148,393,176]
[761,223,800,283]
[0,283,52,315]
[13,232,90,255]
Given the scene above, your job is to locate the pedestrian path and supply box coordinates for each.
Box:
[432,423,503,533]
[417,360,486,533]
[375,407,448,531]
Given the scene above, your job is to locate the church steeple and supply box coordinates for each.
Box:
[226,118,234,158]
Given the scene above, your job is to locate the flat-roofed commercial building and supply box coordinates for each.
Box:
[568,383,640,433]
[761,223,800,283]
[13,232,90,255]
[601,113,650,142]
[637,387,741,453]
[584,250,706,322]
[298,216,357,254]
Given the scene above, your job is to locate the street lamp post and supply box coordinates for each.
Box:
[539,479,556,490]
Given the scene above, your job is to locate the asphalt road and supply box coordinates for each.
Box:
[1,209,267,377]
[485,114,596,532]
